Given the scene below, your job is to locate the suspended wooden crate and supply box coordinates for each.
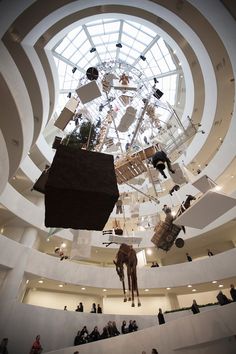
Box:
[151,220,182,252]
[45,145,119,230]
[115,156,147,184]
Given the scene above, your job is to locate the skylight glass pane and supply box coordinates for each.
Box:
[140,25,156,37]
[104,21,120,33]
[121,33,134,47]
[67,27,82,40]
[132,40,146,53]
[157,57,169,73]
[62,44,77,59]
[55,38,70,54]
[88,24,104,36]
[79,41,91,54]
[164,53,176,70]
[158,37,169,56]
[151,43,162,60]
[73,31,87,48]
[123,23,139,38]
[136,31,152,45]
[70,51,83,64]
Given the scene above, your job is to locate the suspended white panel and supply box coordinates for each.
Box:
[136,250,147,268]
[113,79,137,91]
[169,163,187,185]
[76,81,101,104]
[70,230,92,259]
[174,191,236,229]
[108,235,142,245]
[192,175,216,193]
[54,97,79,130]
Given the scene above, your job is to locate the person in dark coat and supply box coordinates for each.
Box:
[74,331,81,346]
[157,308,165,325]
[191,300,200,314]
[230,284,236,302]
[78,302,84,312]
[186,253,192,262]
[97,304,102,313]
[0,338,9,354]
[121,320,128,334]
[89,326,100,342]
[90,303,96,313]
[216,291,230,305]
[152,150,175,179]
[207,249,214,256]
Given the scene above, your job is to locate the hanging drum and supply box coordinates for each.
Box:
[175,238,185,248]
[86,67,99,81]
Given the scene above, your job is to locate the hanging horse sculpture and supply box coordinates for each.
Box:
[151,195,196,251]
[113,243,141,307]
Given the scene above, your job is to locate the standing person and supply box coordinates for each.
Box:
[0,338,9,354]
[191,299,200,314]
[64,305,67,311]
[230,284,236,302]
[78,302,84,312]
[157,308,165,325]
[207,249,214,256]
[186,253,192,262]
[90,303,96,313]
[97,304,102,313]
[29,335,43,354]
[152,349,158,354]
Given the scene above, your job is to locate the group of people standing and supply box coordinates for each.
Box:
[64,302,102,313]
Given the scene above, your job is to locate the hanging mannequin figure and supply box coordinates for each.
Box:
[54,246,69,261]
[119,73,129,85]
[152,150,175,179]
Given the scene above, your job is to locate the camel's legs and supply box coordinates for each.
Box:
[122,279,127,302]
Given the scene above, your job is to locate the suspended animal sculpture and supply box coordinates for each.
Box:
[113,243,141,307]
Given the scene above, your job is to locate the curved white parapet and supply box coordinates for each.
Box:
[1,236,236,289]
[7,301,236,354]
[0,130,9,194]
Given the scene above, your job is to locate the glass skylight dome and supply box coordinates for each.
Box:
[52,18,185,156]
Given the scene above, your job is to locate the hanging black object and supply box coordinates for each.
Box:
[32,165,50,194]
[52,136,62,150]
[153,89,164,99]
[86,67,99,81]
[44,145,119,230]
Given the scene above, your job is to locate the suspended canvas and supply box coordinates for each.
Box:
[70,229,92,260]
[136,249,147,268]
[174,191,236,229]
[192,175,216,193]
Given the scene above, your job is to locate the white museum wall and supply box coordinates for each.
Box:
[23,289,102,312]
[103,295,171,315]
[177,288,231,308]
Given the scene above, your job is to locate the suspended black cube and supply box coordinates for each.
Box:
[45,145,119,230]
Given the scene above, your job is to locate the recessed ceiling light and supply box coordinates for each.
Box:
[187,285,192,288]
[214,185,222,191]
[171,211,176,216]
[166,287,171,290]
[146,249,152,255]
[219,284,223,288]
[103,289,107,292]
[231,175,234,178]
[192,289,196,292]
[58,284,63,288]
[179,62,182,66]
[26,279,29,284]
[81,287,86,290]
[38,280,43,284]
[46,237,50,242]
[212,280,217,284]
[144,289,149,292]
[61,242,66,248]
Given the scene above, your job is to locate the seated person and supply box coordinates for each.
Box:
[89,326,100,342]
[217,291,231,305]
[132,320,138,331]
[112,321,120,336]
[152,151,175,179]
[121,320,128,334]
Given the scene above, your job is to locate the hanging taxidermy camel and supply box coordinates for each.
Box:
[113,243,141,307]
